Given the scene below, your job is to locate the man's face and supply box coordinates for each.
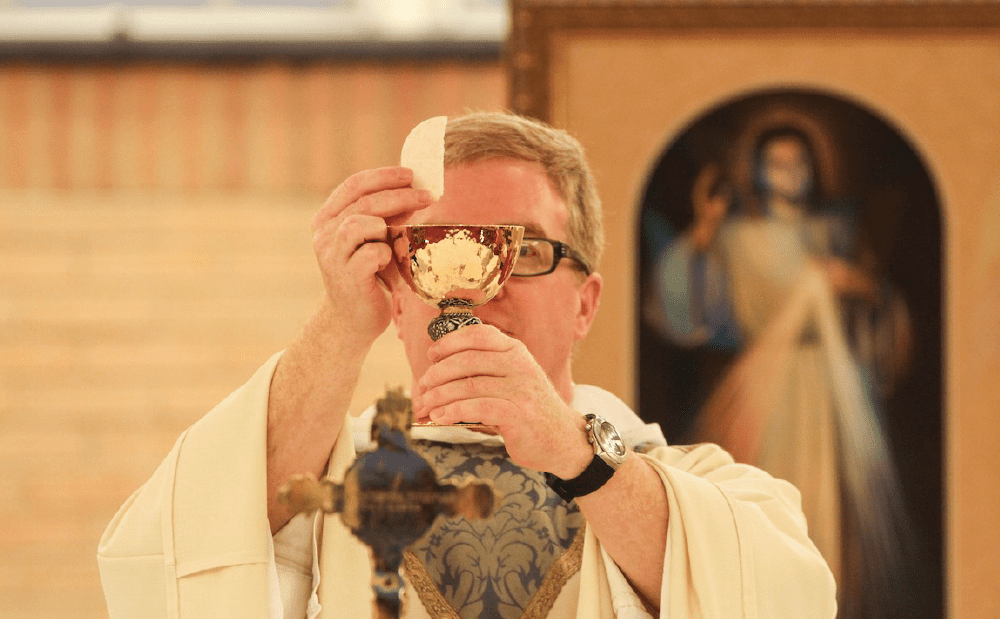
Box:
[762,136,812,203]
[390,158,602,400]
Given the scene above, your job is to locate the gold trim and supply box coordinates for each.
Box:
[521,525,586,619]
[402,524,587,619]
[402,551,462,619]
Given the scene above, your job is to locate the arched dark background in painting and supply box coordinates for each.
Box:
[636,89,943,618]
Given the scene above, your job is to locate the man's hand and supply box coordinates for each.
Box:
[411,323,670,608]
[411,324,593,480]
[311,166,433,349]
[267,166,431,533]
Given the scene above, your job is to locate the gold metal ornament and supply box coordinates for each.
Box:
[387,224,524,341]
[278,387,499,619]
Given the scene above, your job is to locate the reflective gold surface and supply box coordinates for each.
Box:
[411,421,498,433]
[387,224,524,309]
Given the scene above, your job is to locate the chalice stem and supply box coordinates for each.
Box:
[428,298,482,341]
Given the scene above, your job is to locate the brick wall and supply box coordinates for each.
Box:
[0,60,505,618]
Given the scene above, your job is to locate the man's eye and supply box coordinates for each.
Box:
[520,245,540,258]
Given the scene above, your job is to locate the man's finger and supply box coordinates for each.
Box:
[330,214,388,264]
[375,256,402,294]
[425,396,511,427]
[328,167,413,211]
[418,374,508,414]
[313,167,417,228]
[347,241,393,280]
[347,187,434,220]
[427,324,516,363]
[415,350,506,396]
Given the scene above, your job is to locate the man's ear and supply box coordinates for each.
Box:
[574,272,602,340]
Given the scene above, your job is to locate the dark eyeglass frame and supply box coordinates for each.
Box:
[513,237,592,277]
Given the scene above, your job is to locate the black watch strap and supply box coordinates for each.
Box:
[544,454,617,502]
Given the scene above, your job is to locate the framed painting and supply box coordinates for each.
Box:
[507,2,1000,618]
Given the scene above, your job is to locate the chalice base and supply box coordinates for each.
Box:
[428,300,482,341]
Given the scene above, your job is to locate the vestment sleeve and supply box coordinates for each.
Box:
[97,430,184,618]
[648,443,837,618]
[97,353,283,619]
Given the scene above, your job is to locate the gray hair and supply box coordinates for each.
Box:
[444,112,604,271]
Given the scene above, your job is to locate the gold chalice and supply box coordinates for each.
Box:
[387,224,524,341]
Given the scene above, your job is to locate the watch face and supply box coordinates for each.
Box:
[596,420,626,461]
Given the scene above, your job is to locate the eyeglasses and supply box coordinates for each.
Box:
[512,237,592,277]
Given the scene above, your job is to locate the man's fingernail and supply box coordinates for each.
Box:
[418,190,433,204]
[411,396,423,411]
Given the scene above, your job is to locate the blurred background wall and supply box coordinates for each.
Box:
[0,57,504,618]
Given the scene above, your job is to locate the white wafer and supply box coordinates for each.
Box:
[400,115,447,200]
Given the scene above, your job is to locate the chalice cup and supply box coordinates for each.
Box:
[387,224,524,341]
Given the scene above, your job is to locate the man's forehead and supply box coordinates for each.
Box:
[519,222,548,237]
[406,160,568,237]
[404,215,551,238]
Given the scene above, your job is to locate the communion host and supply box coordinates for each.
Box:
[98,112,836,619]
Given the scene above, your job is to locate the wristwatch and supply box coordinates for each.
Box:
[545,414,627,502]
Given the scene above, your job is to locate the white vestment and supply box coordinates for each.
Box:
[98,352,836,618]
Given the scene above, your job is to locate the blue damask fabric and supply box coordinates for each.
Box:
[409,440,583,619]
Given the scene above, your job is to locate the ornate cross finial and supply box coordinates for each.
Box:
[279,387,499,619]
